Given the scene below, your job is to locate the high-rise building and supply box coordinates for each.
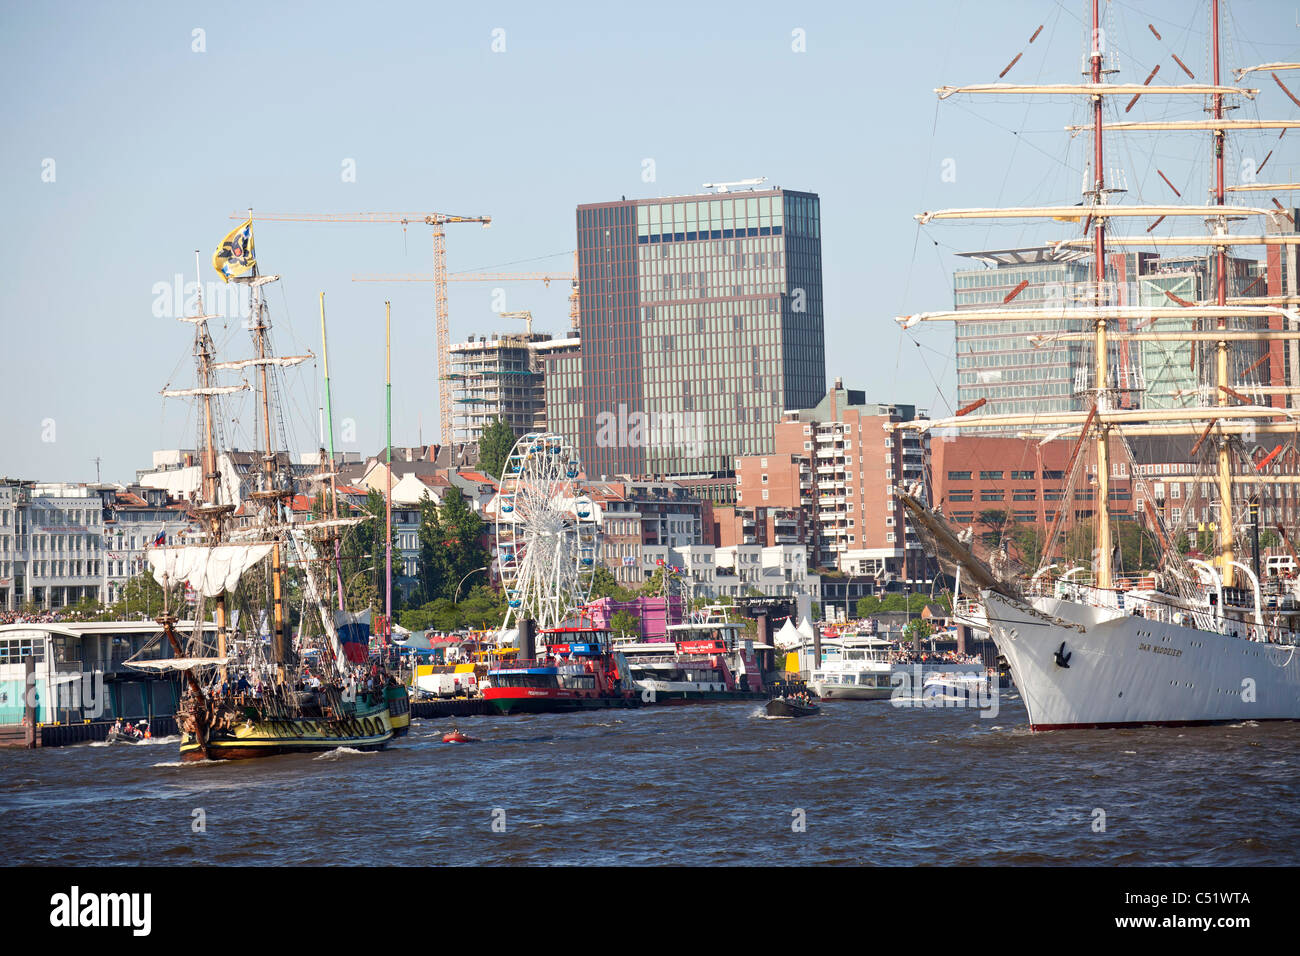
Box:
[535,335,583,444]
[448,331,552,443]
[574,187,826,479]
[953,246,1104,424]
[1134,252,1265,409]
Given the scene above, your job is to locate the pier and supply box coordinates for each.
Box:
[409,698,492,719]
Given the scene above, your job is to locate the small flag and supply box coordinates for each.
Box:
[213,219,256,283]
[152,526,167,547]
[656,558,665,566]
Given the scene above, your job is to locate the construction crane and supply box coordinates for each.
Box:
[234,211,492,445]
[498,311,535,335]
[354,259,580,330]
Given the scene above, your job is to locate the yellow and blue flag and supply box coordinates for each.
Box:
[213,219,256,282]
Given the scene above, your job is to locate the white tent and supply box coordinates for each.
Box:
[774,618,802,651]
[797,616,818,641]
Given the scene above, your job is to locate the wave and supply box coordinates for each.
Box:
[313,747,377,761]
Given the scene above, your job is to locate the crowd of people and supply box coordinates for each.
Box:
[0,609,88,626]
[890,649,982,666]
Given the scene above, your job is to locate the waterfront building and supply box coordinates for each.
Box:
[764,383,926,583]
[0,619,215,729]
[578,478,716,588]
[0,481,109,611]
[98,485,194,606]
[575,187,826,479]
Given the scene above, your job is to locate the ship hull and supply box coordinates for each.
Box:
[179,698,398,761]
[482,688,641,715]
[983,590,1300,730]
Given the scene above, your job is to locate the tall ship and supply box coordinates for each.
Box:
[144,219,408,760]
[896,1,1300,729]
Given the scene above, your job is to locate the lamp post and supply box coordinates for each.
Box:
[455,566,488,604]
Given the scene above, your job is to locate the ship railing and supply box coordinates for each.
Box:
[1061,585,1300,647]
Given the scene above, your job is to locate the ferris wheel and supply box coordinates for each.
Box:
[495,432,599,631]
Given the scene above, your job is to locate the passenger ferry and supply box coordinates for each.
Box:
[809,633,987,701]
[481,625,640,714]
[807,634,895,700]
[617,608,768,703]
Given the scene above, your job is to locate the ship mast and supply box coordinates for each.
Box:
[1212,0,1237,587]
[247,264,294,682]
[193,250,230,679]
[319,293,347,610]
[385,300,393,648]
[1090,0,1113,589]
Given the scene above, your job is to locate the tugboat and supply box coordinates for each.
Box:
[481,623,640,715]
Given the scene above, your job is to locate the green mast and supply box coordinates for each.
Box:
[385,300,393,648]
[319,292,345,611]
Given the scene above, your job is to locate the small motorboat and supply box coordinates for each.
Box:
[765,695,821,718]
[106,725,144,744]
[441,729,477,744]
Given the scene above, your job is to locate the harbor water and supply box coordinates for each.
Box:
[3,694,1298,866]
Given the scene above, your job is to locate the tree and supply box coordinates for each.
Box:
[609,609,640,639]
[903,617,933,642]
[103,571,185,620]
[417,488,489,602]
[458,584,507,630]
[978,509,1011,549]
[1010,526,1045,568]
[855,594,881,618]
[478,417,517,480]
[591,565,636,602]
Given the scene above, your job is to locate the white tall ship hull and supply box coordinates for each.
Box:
[984,590,1300,730]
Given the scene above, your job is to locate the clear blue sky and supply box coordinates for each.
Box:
[3,0,1298,484]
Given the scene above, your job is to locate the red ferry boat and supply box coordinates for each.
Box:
[482,625,641,715]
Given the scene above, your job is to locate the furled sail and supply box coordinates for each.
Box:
[147,544,274,596]
[212,355,313,370]
[161,384,250,397]
[126,657,228,671]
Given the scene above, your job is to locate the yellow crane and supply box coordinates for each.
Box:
[354,255,580,330]
[234,211,492,445]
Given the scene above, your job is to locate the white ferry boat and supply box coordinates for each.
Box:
[809,632,987,701]
[617,607,767,703]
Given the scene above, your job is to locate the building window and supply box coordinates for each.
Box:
[947,471,972,481]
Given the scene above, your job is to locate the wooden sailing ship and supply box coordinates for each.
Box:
[895,1,1300,729]
[148,222,409,760]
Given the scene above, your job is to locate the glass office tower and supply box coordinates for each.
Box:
[575,188,826,479]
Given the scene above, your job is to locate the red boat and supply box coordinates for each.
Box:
[442,730,476,743]
[482,625,641,715]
